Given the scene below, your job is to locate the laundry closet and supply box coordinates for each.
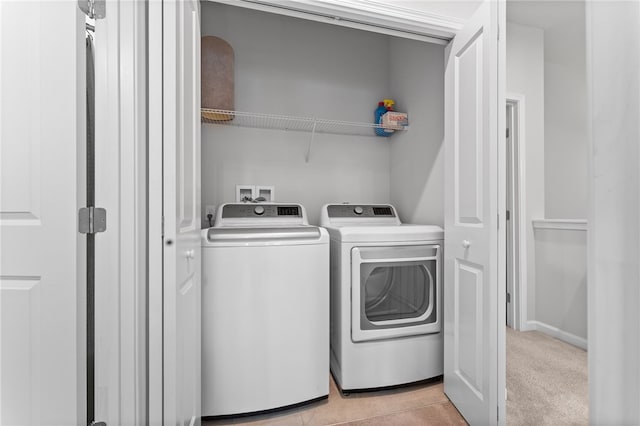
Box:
[199,1,445,226]
[152,0,502,423]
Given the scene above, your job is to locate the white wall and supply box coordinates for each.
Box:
[506,22,545,325]
[388,38,445,226]
[201,2,394,225]
[533,227,587,347]
[537,22,588,347]
[544,63,588,218]
[543,2,588,219]
[587,1,640,423]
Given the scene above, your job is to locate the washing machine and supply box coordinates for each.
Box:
[202,203,329,418]
[320,203,443,392]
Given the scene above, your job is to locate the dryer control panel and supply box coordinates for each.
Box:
[327,204,396,218]
[320,204,402,227]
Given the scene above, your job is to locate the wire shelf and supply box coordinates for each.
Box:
[201,108,408,137]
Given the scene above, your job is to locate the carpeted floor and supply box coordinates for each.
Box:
[506,327,588,425]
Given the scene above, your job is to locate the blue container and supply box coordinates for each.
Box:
[374,102,392,137]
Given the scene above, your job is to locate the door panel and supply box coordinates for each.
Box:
[455,260,484,396]
[163,0,201,424]
[444,0,503,424]
[455,31,483,225]
[0,1,85,424]
[178,2,198,231]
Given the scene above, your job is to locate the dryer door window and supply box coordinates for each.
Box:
[362,262,435,323]
[351,245,441,342]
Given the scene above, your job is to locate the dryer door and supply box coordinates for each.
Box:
[351,245,441,342]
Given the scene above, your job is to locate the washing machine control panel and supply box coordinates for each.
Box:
[221,204,302,218]
[327,204,396,218]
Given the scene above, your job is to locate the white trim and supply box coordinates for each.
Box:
[93,0,147,423]
[208,0,461,44]
[506,94,528,334]
[532,219,588,231]
[527,320,588,351]
[585,1,596,420]
[147,0,163,423]
[505,102,516,329]
[303,0,466,30]
[497,4,507,423]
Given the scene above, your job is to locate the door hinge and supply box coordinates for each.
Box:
[78,207,107,234]
[506,128,510,138]
[78,0,106,19]
[506,210,511,221]
[506,292,511,303]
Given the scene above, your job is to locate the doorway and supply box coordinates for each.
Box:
[505,99,521,330]
[505,95,527,333]
[505,1,589,423]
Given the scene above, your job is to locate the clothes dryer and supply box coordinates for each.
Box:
[320,204,443,392]
[202,203,329,417]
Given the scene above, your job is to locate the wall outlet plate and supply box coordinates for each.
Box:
[205,205,216,227]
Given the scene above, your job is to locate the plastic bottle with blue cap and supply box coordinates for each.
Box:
[374,99,395,137]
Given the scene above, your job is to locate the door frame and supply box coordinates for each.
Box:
[92,0,148,423]
[147,0,164,422]
[146,1,507,423]
[497,2,507,422]
[505,94,528,332]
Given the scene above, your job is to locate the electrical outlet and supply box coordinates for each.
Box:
[205,205,216,228]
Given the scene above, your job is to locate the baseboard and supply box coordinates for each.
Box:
[518,321,534,332]
[526,320,587,350]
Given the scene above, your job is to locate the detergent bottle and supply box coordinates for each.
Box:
[374,100,394,137]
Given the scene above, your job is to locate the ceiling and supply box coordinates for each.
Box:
[507,0,585,67]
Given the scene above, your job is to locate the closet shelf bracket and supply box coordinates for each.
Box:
[306,120,318,163]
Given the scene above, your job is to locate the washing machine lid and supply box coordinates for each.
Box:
[325,224,443,243]
[202,225,328,246]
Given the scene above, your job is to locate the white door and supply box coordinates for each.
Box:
[0,1,86,425]
[161,0,202,424]
[443,0,505,424]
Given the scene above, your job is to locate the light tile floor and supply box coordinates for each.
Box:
[203,376,467,426]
